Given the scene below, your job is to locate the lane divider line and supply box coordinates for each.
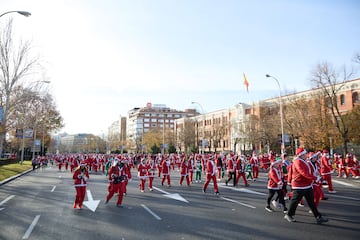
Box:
[141,204,162,220]
[220,196,256,209]
[51,186,56,192]
[22,215,40,239]
[0,195,15,206]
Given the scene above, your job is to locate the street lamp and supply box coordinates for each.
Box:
[191,102,205,154]
[0,11,31,18]
[265,74,285,153]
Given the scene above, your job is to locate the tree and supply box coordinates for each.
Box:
[343,105,360,146]
[0,19,39,156]
[310,62,354,154]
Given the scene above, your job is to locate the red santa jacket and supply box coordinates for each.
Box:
[267,166,283,190]
[320,156,333,175]
[206,159,217,176]
[180,160,191,176]
[73,167,89,187]
[288,157,316,189]
[138,162,147,179]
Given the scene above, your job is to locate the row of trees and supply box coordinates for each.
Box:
[0,19,64,159]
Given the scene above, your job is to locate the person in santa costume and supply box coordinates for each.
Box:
[308,151,325,209]
[202,155,219,195]
[161,157,172,187]
[179,156,191,186]
[194,155,203,183]
[265,159,287,213]
[336,153,348,178]
[284,148,328,224]
[225,154,236,187]
[146,157,156,191]
[345,153,360,178]
[138,158,147,192]
[320,150,336,193]
[72,161,89,209]
[250,153,260,180]
[105,159,128,207]
[235,155,249,187]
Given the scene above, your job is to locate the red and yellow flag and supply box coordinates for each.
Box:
[243,73,249,92]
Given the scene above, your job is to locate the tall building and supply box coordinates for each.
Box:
[127,102,198,152]
[107,116,127,152]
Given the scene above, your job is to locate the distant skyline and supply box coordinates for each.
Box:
[2,0,360,135]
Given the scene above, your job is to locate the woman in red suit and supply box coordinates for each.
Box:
[72,162,89,209]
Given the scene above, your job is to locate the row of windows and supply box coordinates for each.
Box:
[340,92,359,106]
[143,113,184,118]
[143,118,175,123]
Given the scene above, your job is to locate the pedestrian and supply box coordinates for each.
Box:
[225,154,236,187]
[179,156,191,187]
[346,153,360,179]
[202,155,219,195]
[72,161,89,209]
[194,155,203,183]
[284,148,328,224]
[235,155,249,187]
[146,158,156,191]
[265,159,287,213]
[138,158,147,192]
[105,159,128,207]
[161,157,171,187]
[320,150,336,193]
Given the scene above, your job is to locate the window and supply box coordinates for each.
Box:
[340,94,345,106]
[353,92,359,104]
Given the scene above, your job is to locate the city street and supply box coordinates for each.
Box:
[0,166,359,240]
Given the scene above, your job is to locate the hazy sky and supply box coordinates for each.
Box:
[1,0,360,135]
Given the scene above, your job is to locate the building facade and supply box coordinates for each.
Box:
[126,102,198,152]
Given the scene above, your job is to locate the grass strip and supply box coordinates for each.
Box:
[0,161,32,182]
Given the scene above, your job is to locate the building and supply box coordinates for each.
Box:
[174,78,360,154]
[107,116,127,152]
[126,102,198,152]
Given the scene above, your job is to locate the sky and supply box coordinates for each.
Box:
[1,0,360,136]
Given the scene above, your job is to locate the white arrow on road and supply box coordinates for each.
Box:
[153,187,189,203]
[83,190,100,212]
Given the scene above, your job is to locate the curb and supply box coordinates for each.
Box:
[0,168,34,186]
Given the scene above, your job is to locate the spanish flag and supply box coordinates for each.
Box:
[243,73,249,93]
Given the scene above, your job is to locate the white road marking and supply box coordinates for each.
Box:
[51,186,56,192]
[329,195,360,201]
[141,204,162,220]
[220,196,256,209]
[332,180,356,187]
[0,195,15,206]
[22,215,40,239]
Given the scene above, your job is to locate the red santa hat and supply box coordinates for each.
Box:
[296,147,307,157]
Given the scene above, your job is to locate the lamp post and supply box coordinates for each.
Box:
[0,11,31,18]
[191,102,205,154]
[265,74,285,153]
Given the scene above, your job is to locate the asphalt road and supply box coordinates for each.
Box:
[0,165,359,240]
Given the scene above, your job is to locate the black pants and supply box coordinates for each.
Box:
[225,171,236,186]
[288,187,320,218]
[267,189,285,208]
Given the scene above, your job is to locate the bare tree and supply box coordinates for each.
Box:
[0,19,39,156]
[310,62,354,154]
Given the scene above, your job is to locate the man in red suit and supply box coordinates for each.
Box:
[320,150,336,193]
[225,154,236,187]
[284,148,328,224]
[202,155,219,195]
[161,157,172,187]
[106,160,128,207]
